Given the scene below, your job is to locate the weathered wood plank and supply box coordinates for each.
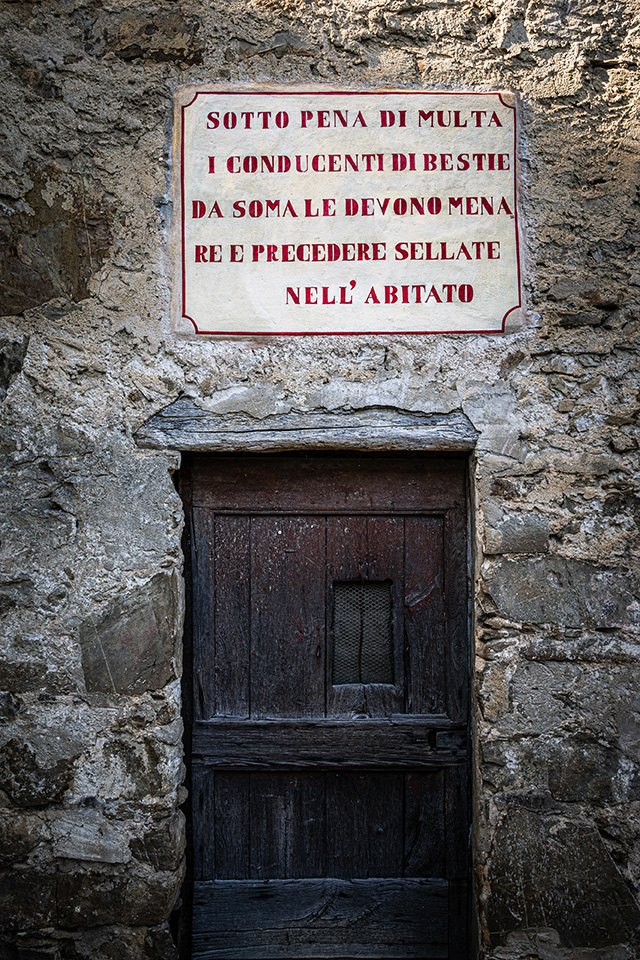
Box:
[192,765,216,881]
[444,507,469,723]
[250,517,326,719]
[249,773,326,879]
[404,771,445,878]
[404,517,446,716]
[448,879,469,960]
[213,772,250,880]
[192,719,466,767]
[135,399,479,455]
[192,878,449,959]
[192,507,216,720]
[214,515,250,718]
[326,772,403,878]
[445,764,469,881]
[190,455,467,513]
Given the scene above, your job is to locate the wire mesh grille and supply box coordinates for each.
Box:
[332,581,394,685]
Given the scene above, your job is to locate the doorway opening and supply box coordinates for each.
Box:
[178,452,471,959]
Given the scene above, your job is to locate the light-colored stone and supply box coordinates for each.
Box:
[0,0,638,957]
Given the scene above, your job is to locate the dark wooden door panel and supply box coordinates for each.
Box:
[193,767,465,884]
[184,455,470,959]
[191,455,466,514]
[250,516,326,719]
[192,879,449,959]
[326,772,404,879]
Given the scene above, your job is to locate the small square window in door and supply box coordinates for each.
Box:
[332,581,394,685]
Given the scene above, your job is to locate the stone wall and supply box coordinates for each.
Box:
[1,1,639,958]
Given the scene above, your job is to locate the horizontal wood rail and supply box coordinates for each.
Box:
[192,878,450,959]
[192,719,467,768]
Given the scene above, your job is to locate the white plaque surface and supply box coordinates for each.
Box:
[174,87,521,336]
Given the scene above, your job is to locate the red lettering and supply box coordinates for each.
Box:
[425,285,443,303]
[321,286,335,304]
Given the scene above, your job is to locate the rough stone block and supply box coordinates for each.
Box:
[50,809,131,864]
[485,513,550,556]
[0,739,77,808]
[488,807,640,949]
[129,813,185,871]
[488,557,639,627]
[0,870,57,930]
[56,868,181,928]
[546,739,621,802]
[94,10,204,64]
[0,167,112,315]
[0,814,47,865]
[78,573,181,694]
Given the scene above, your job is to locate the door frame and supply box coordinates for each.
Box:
[136,404,479,958]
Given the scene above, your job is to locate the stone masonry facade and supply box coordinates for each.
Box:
[1,0,639,958]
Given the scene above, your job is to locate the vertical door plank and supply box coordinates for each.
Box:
[404,517,446,716]
[327,772,404,879]
[214,772,250,880]
[448,879,470,960]
[249,773,326,879]
[445,764,469,881]
[445,507,469,723]
[192,764,216,881]
[326,517,368,717]
[192,507,215,721]
[251,517,326,719]
[404,770,446,878]
[367,517,405,715]
[214,516,251,718]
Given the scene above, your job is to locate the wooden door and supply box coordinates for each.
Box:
[181,454,470,960]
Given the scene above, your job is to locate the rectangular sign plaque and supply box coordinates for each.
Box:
[174,87,521,336]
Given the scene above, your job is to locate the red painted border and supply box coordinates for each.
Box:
[179,90,521,337]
